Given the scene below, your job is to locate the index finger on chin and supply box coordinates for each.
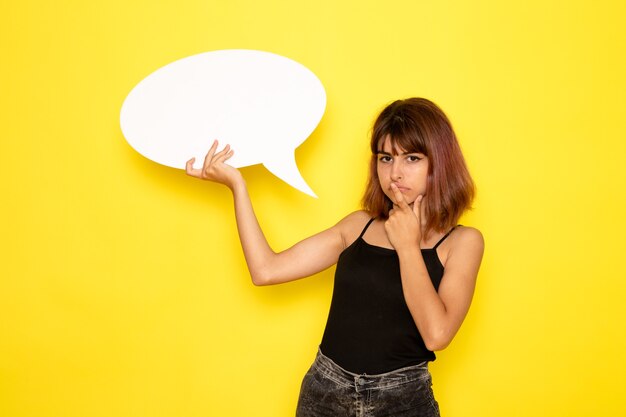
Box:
[390,184,408,208]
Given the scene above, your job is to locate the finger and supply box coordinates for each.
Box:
[185,157,196,175]
[202,140,219,172]
[220,148,235,164]
[213,144,232,164]
[209,145,231,169]
[390,183,409,208]
[412,195,423,216]
[205,147,232,178]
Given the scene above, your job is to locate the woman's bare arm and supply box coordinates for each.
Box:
[384,184,484,351]
[186,141,351,285]
[396,228,483,351]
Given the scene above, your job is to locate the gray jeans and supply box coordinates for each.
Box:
[296,349,440,417]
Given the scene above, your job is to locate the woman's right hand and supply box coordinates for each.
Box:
[185,140,243,190]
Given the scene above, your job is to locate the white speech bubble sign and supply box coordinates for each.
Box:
[120,49,326,197]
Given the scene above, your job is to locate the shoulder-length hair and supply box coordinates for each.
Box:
[361,98,475,239]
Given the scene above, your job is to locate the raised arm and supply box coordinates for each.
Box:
[186,141,347,286]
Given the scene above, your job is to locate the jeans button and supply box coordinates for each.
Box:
[358,377,365,385]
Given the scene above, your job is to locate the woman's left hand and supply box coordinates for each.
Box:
[384,183,423,251]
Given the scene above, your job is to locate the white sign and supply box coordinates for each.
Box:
[120,49,326,197]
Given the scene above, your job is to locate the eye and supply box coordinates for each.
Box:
[378,155,392,163]
[407,155,422,162]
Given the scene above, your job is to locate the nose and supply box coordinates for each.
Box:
[390,160,402,180]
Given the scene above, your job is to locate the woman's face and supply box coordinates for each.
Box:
[376,135,429,206]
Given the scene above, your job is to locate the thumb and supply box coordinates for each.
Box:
[185,157,196,174]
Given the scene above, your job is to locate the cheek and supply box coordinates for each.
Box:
[412,166,429,185]
[379,184,393,202]
[376,174,391,197]
[422,167,430,186]
[377,164,390,180]
[377,170,390,188]
[376,169,384,185]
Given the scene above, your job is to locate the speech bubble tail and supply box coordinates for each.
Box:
[263,153,317,198]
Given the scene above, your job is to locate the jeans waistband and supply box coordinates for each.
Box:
[313,348,430,391]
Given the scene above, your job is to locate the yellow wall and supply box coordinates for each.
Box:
[2,1,625,416]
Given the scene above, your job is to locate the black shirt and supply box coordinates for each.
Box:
[319,218,455,374]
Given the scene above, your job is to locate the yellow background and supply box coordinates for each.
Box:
[2,0,625,416]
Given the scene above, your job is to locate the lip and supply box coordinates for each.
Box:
[390,184,410,192]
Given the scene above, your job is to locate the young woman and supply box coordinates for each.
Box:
[186,98,484,417]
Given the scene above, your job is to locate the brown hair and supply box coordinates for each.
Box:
[361,98,475,239]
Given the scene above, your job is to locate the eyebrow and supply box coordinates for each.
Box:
[376,150,421,156]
